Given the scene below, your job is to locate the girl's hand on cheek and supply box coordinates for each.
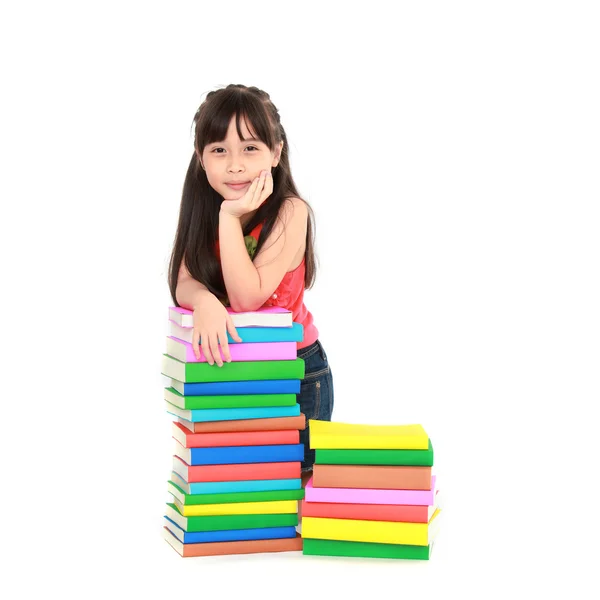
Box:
[220,170,273,218]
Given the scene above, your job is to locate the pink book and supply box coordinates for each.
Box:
[169,306,292,328]
[304,476,437,506]
[166,337,297,363]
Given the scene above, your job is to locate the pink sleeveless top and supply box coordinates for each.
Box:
[216,221,318,350]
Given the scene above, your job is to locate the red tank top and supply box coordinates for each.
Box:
[216,221,318,350]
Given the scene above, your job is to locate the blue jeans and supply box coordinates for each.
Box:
[297,339,334,472]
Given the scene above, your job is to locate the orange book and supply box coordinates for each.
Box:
[164,528,303,557]
[313,464,432,490]
[172,456,302,483]
[172,422,300,448]
[178,414,306,433]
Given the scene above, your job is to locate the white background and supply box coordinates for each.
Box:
[1,1,599,598]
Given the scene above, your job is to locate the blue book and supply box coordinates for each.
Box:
[166,402,300,423]
[170,379,301,396]
[170,472,302,494]
[164,517,297,544]
[174,443,305,466]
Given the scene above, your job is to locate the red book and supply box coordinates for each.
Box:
[172,422,300,448]
[300,492,440,524]
[177,414,306,433]
[172,456,302,483]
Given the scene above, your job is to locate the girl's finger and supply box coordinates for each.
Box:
[200,333,213,366]
[192,329,202,361]
[219,328,232,363]
[209,334,223,367]
[227,316,243,342]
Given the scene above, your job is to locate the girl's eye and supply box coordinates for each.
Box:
[212,146,258,153]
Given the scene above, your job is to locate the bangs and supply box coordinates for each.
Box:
[196,90,275,153]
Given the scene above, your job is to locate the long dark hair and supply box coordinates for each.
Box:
[168,84,317,306]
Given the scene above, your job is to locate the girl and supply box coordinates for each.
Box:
[168,84,334,485]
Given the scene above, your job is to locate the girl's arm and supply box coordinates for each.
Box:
[219,197,308,312]
[175,259,214,309]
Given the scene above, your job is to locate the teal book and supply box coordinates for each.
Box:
[162,355,305,383]
[167,481,305,505]
[165,401,300,422]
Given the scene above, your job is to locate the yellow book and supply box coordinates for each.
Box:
[173,498,298,517]
[302,508,441,546]
[309,420,429,450]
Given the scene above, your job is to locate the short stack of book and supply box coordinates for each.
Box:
[301,420,442,560]
[161,305,308,557]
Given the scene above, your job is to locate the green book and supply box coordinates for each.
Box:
[167,481,305,505]
[166,503,298,532]
[161,355,305,383]
[164,387,297,410]
[302,538,433,560]
[314,440,434,466]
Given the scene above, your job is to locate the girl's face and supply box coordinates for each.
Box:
[201,115,283,201]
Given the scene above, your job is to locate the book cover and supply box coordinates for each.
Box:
[169,306,292,328]
[309,420,429,450]
[166,401,300,423]
[304,476,438,506]
[163,527,302,557]
[314,441,434,466]
[169,320,304,344]
[164,516,297,544]
[173,439,305,465]
[172,421,300,448]
[170,378,301,396]
[166,337,297,363]
[171,456,301,483]
[162,355,305,383]
[165,387,297,410]
[302,508,441,546]
[302,538,433,560]
[176,414,306,434]
[312,464,433,490]
[165,502,298,532]
[169,472,301,495]
[300,491,440,524]
[167,480,305,505]
[172,497,298,517]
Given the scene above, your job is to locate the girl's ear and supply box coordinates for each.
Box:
[272,141,284,168]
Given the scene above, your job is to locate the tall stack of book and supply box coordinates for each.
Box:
[161,305,307,558]
[301,420,442,561]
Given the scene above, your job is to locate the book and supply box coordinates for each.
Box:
[167,481,305,506]
[165,502,298,532]
[302,538,434,560]
[164,516,297,544]
[162,355,305,383]
[169,378,301,396]
[301,508,441,546]
[173,439,305,465]
[304,476,438,505]
[169,306,293,328]
[300,491,440,524]
[166,401,300,423]
[172,497,298,517]
[163,527,302,557]
[309,420,429,450]
[176,414,306,434]
[315,441,434,466]
[168,320,304,344]
[166,337,297,363]
[169,472,301,495]
[172,456,301,483]
[165,387,297,410]
[312,464,433,491]
[172,422,300,448]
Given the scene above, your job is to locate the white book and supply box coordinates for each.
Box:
[168,306,292,328]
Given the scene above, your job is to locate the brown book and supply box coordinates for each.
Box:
[177,414,306,433]
[312,464,432,490]
[163,527,303,557]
